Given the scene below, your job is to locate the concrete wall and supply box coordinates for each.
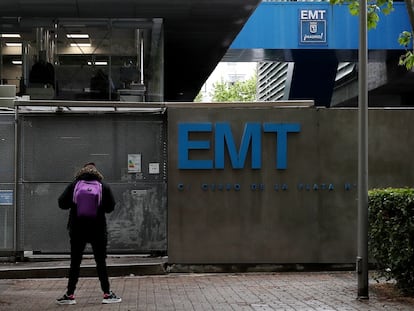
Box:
[167,105,414,264]
[3,103,414,261]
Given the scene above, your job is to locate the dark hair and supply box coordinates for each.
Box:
[75,163,103,180]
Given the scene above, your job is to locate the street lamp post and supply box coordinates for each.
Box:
[357,0,369,300]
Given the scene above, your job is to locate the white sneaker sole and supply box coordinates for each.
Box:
[102,298,122,304]
[56,300,76,305]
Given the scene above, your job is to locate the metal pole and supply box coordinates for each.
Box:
[140,31,144,85]
[22,41,29,93]
[357,0,369,299]
[13,104,21,260]
[0,40,3,83]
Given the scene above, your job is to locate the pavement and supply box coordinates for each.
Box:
[0,255,413,310]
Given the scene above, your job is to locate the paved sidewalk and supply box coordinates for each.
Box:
[0,271,413,310]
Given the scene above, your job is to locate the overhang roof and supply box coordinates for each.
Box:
[0,0,261,101]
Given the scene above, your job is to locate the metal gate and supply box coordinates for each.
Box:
[17,107,167,254]
[0,114,15,252]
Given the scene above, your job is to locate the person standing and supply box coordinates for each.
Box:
[56,162,122,305]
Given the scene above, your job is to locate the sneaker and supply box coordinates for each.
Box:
[56,293,76,305]
[102,291,122,304]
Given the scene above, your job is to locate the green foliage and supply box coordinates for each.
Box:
[329,0,414,70]
[398,31,414,69]
[211,75,257,102]
[398,30,413,47]
[194,91,203,102]
[368,188,414,295]
[329,0,394,29]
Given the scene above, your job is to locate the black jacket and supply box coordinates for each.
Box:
[58,172,116,235]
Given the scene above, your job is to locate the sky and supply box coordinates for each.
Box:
[199,62,257,102]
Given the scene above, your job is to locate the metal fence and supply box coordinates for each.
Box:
[1,102,168,255]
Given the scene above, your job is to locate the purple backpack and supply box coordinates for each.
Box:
[73,180,102,218]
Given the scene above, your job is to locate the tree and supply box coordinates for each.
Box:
[194,91,203,102]
[329,0,414,69]
[210,75,257,102]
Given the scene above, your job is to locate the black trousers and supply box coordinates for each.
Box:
[67,230,110,295]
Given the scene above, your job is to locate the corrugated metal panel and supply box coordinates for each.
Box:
[20,113,167,253]
[257,62,288,101]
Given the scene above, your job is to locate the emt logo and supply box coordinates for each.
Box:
[178,122,301,170]
[299,9,327,45]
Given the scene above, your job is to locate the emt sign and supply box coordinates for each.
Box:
[177,122,301,170]
[299,9,327,45]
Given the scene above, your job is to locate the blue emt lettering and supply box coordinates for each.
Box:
[178,122,301,170]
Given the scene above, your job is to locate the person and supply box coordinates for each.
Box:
[90,69,115,99]
[56,162,122,305]
[29,52,55,88]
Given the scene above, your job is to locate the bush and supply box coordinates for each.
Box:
[368,188,414,295]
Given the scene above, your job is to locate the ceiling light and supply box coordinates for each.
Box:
[1,34,21,38]
[70,43,91,47]
[88,61,108,66]
[5,42,22,47]
[66,34,89,39]
[12,60,22,65]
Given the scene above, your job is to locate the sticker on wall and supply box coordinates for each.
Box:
[128,154,142,173]
[299,9,327,45]
[149,163,160,174]
[0,190,13,205]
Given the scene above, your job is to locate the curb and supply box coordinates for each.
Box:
[0,263,167,279]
